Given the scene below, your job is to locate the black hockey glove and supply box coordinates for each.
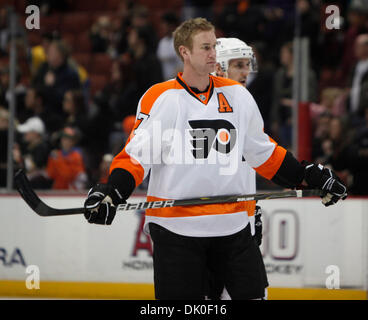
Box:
[303,161,347,207]
[253,205,263,246]
[84,184,125,225]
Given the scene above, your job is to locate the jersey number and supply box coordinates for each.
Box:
[133,112,150,134]
[217,93,233,113]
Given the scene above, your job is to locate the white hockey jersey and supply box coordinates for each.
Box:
[110,73,286,237]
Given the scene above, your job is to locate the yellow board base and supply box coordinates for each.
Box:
[0,280,366,300]
[268,287,367,300]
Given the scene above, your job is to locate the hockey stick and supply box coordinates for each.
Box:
[14,169,323,217]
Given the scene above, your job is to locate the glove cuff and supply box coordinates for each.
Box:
[106,185,124,206]
[302,161,324,189]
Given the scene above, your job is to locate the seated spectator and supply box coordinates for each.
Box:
[46,127,87,190]
[15,116,52,189]
[32,40,81,116]
[156,12,183,80]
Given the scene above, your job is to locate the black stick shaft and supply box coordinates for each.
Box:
[15,169,322,217]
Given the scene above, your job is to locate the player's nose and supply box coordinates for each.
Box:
[209,47,216,59]
[242,68,250,77]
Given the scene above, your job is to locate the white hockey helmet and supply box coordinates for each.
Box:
[216,38,258,73]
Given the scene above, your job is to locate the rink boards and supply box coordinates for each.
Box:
[0,194,367,300]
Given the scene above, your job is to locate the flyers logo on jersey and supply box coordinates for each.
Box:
[188,119,237,159]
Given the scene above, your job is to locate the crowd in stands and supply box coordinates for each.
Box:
[0,0,368,195]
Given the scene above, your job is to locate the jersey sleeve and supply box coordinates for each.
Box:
[109,81,177,188]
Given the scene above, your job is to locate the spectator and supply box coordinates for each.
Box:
[62,89,89,140]
[114,0,135,55]
[337,0,368,85]
[312,115,352,182]
[270,41,317,148]
[15,116,51,189]
[130,5,158,50]
[126,25,163,99]
[96,59,139,123]
[0,66,28,123]
[32,40,81,116]
[46,126,87,190]
[89,59,139,176]
[312,111,332,161]
[67,56,90,102]
[29,32,89,104]
[330,107,368,195]
[30,31,59,78]
[62,89,98,181]
[309,87,346,120]
[24,86,63,135]
[157,12,183,80]
[90,15,113,54]
[328,116,347,156]
[348,33,368,120]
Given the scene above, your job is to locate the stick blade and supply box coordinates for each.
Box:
[14,169,84,216]
[14,169,46,215]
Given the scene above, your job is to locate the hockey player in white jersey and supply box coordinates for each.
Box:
[215,37,257,86]
[84,18,347,300]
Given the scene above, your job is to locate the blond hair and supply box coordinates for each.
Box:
[173,17,215,61]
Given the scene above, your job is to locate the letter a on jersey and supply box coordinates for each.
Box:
[217,93,233,113]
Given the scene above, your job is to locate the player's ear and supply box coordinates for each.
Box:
[215,63,225,77]
[179,45,189,61]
